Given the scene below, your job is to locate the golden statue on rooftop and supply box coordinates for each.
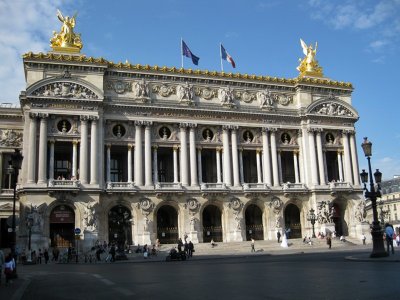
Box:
[297,39,323,78]
[50,9,83,53]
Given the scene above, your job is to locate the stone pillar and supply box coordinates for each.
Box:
[106,144,111,182]
[277,150,283,184]
[72,140,78,178]
[90,116,99,184]
[79,116,89,184]
[293,150,300,183]
[173,145,179,183]
[316,129,326,185]
[239,148,244,184]
[308,128,319,185]
[337,151,344,182]
[342,130,353,184]
[197,147,202,184]
[153,146,158,184]
[49,140,55,180]
[222,126,232,186]
[262,128,272,185]
[134,122,143,186]
[127,144,133,183]
[216,147,222,184]
[27,113,38,183]
[189,125,198,186]
[349,131,360,186]
[270,129,279,186]
[256,149,262,183]
[144,122,153,186]
[37,114,48,183]
[231,127,240,187]
[179,124,189,186]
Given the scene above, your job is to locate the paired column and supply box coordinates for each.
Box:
[197,147,202,184]
[79,116,89,184]
[239,148,244,184]
[262,128,272,186]
[72,140,78,179]
[127,144,133,183]
[256,149,262,183]
[179,124,189,186]
[307,128,319,185]
[49,140,55,180]
[349,131,360,185]
[27,113,38,183]
[342,130,353,184]
[216,147,222,183]
[315,129,326,185]
[134,121,143,186]
[270,129,279,186]
[173,145,179,183]
[37,114,49,184]
[152,146,158,184]
[231,127,240,186]
[106,144,111,182]
[144,122,153,186]
[189,125,198,186]
[337,151,344,182]
[293,150,300,183]
[90,116,99,185]
[222,126,232,186]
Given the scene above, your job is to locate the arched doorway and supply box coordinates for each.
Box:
[284,204,301,238]
[332,203,348,236]
[50,205,75,248]
[245,204,264,240]
[202,205,222,242]
[108,205,132,248]
[157,205,178,244]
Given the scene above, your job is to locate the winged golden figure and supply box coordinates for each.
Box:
[50,9,83,53]
[297,38,323,77]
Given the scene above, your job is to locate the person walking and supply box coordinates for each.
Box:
[44,248,49,264]
[38,248,43,264]
[109,243,116,262]
[326,234,332,249]
[251,238,256,252]
[277,231,281,243]
[188,241,194,257]
[385,223,395,255]
[361,233,366,245]
[4,253,14,286]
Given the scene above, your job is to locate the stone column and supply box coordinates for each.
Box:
[197,147,202,184]
[308,128,319,185]
[153,146,158,184]
[239,148,244,184]
[342,130,353,184]
[277,150,282,184]
[216,147,222,184]
[37,114,48,183]
[256,149,262,183]
[349,131,360,185]
[72,140,78,178]
[27,113,38,183]
[293,151,300,183]
[231,127,240,187]
[262,128,272,185]
[173,145,179,183]
[316,129,326,185]
[79,116,89,184]
[189,125,198,186]
[222,126,232,186]
[144,122,153,186]
[179,124,189,186]
[134,122,143,186]
[270,129,279,186]
[90,116,99,185]
[49,140,55,180]
[337,151,344,182]
[106,144,111,182]
[127,144,133,183]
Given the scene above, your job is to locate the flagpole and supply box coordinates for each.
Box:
[181,38,184,69]
[220,43,224,72]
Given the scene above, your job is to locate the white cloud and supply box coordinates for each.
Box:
[0,0,72,103]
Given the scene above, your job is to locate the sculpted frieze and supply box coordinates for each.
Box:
[132,79,150,102]
[176,82,195,105]
[105,80,132,94]
[0,129,23,147]
[218,86,236,108]
[31,82,98,99]
[312,102,354,117]
[152,83,176,97]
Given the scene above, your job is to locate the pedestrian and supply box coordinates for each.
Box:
[0,248,5,285]
[4,253,14,286]
[53,246,60,262]
[326,234,332,249]
[177,238,183,252]
[251,238,256,252]
[277,231,281,243]
[109,243,116,262]
[188,241,194,257]
[38,248,43,264]
[44,248,49,264]
[361,233,366,245]
[385,223,395,255]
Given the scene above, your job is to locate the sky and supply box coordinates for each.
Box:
[0,0,399,180]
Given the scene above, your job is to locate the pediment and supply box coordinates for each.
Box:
[307,96,358,118]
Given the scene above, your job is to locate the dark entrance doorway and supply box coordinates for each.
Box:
[157,205,178,244]
[245,204,264,240]
[284,204,302,238]
[50,205,75,248]
[332,203,347,236]
[202,205,222,242]
[108,205,132,248]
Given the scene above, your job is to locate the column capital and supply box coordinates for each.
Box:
[128,143,133,149]
[80,115,89,121]
[216,146,222,152]
[89,115,99,122]
[106,143,111,149]
[293,149,299,155]
[38,113,49,119]
[196,146,202,151]
[262,127,277,132]
[173,145,180,151]
[143,121,153,127]
[135,120,145,126]
[72,139,79,145]
[315,128,323,134]
[48,138,55,144]
[179,122,195,128]
[152,145,158,150]
[256,148,262,154]
[29,112,40,119]
[342,129,354,135]
[222,125,238,130]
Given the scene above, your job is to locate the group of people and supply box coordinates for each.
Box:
[177,237,195,258]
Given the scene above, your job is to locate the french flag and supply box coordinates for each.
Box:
[221,44,236,68]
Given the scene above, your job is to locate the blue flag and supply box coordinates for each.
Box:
[182,40,199,65]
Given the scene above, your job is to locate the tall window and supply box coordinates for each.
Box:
[110,158,122,182]
[55,159,71,180]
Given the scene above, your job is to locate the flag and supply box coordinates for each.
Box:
[221,44,236,68]
[182,40,199,66]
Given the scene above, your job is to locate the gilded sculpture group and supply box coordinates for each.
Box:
[50,10,323,77]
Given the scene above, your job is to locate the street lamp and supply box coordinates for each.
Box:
[8,149,23,265]
[307,208,317,238]
[360,137,388,258]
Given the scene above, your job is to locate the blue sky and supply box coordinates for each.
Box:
[1,0,400,179]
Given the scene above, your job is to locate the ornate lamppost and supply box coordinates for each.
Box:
[307,208,317,238]
[7,149,23,271]
[360,137,388,258]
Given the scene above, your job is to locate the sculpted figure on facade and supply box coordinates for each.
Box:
[32,82,98,99]
[83,202,98,232]
[297,38,323,77]
[257,89,274,109]
[0,129,23,147]
[177,82,194,105]
[354,200,367,223]
[50,9,82,52]
[133,79,150,101]
[317,201,335,224]
[31,205,44,233]
[218,86,236,107]
[270,197,283,228]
